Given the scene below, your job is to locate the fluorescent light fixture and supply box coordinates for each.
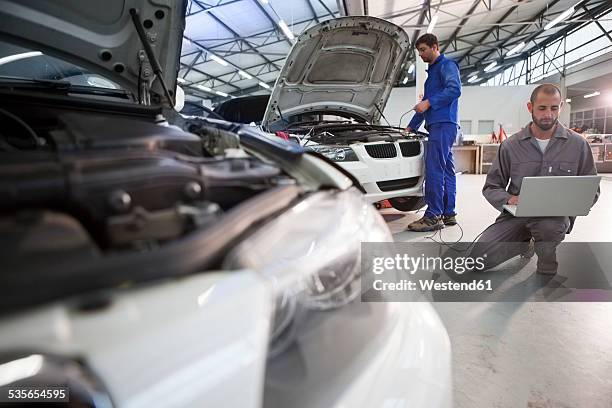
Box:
[0,51,42,66]
[408,63,415,74]
[238,70,253,79]
[506,42,525,57]
[565,98,572,103]
[584,91,600,99]
[215,91,229,97]
[468,75,479,83]
[209,53,228,66]
[426,15,438,33]
[176,77,186,84]
[196,84,212,92]
[402,76,409,84]
[484,61,498,72]
[544,6,575,31]
[259,81,271,89]
[278,19,295,41]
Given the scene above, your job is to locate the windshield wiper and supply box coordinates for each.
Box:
[0,76,70,88]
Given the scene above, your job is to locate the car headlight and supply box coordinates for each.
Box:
[307,145,359,162]
[0,352,114,407]
[223,187,391,356]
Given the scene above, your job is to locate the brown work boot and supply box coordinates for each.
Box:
[442,214,457,226]
[407,215,444,232]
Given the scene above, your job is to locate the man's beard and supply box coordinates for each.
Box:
[532,114,557,131]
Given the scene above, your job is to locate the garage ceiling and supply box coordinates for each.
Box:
[180,0,612,102]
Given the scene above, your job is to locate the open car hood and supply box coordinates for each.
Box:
[0,0,186,102]
[263,16,409,131]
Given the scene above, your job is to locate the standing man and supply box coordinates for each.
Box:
[406,33,462,232]
[472,84,598,275]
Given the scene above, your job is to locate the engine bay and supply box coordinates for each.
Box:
[285,122,421,145]
[0,92,292,258]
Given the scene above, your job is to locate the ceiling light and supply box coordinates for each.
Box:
[584,91,600,99]
[426,15,438,33]
[238,70,253,79]
[402,77,408,84]
[215,91,229,97]
[278,19,295,41]
[176,77,186,84]
[259,81,271,89]
[484,61,498,72]
[196,84,212,92]
[209,53,228,66]
[468,75,479,83]
[506,42,526,57]
[408,63,415,74]
[544,6,575,31]
[565,98,572,103]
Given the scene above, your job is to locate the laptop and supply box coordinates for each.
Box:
[503,175,601,217]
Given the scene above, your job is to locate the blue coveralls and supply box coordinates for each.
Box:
[408,54,462,218]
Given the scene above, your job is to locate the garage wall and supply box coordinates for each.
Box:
[384,85,571,142]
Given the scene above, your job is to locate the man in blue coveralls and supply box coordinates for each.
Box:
[406,33,462,232]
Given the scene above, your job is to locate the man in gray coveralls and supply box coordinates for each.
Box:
[472,84,598,275]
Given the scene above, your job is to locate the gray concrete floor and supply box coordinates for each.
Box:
[386,175,612,408]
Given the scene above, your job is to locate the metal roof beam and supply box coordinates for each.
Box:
[441,0,482,54]
[469,0,606,70]
[191,0,282,70]
[250,0,294,47]
[456,0,529,64]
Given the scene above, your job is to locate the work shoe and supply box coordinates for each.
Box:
[442,214,457,226]
[407,216,444,232]
[520,238,535,259]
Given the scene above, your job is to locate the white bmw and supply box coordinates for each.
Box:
[0,3,450,408]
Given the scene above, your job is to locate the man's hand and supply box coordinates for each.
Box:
[507,195,519,205]
[405,126,413,133]
[413,100,431,114]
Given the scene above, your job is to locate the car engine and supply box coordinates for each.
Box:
[0,95,292,274]
[286,122,421,145]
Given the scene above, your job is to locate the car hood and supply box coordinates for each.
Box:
[262,16,409,131]
[0,0,186,101]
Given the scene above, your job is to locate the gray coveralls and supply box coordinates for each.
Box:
[473,123,599,273]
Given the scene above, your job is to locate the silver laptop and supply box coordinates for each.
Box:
[503,175,600,217]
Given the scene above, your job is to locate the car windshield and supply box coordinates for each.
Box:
[0,39,128,97]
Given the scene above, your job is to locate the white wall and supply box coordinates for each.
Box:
[384,85,571,142]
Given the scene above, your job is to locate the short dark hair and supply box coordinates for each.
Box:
[415,33,438,49]
[530,83,562,103]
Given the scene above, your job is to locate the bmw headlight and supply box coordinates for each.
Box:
[308,145,358,162]
[223,187,391,356]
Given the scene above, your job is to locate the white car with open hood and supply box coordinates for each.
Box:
[262,16,426,211]
[0,2,450,408]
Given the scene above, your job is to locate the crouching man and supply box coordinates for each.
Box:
[471,84,598,275]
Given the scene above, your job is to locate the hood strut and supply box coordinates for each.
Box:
[129,8,174,108]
